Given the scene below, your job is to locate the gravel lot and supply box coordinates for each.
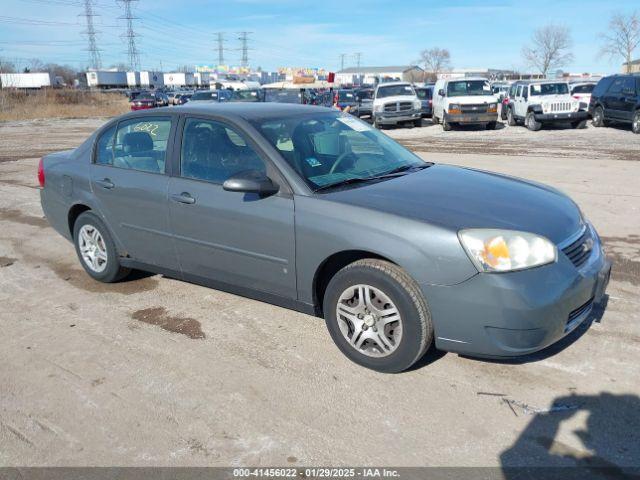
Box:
[0,117,639,469]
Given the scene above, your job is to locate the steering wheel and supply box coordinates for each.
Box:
[329,151,357,174]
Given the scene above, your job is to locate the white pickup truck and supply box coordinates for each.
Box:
[432,77,499,131]
[506,80,589,131]
[371,82,422,128]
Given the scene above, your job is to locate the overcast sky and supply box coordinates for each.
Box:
[1,0,638,73]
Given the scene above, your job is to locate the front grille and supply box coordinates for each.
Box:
[383,101,413,112]
[565,297,594,332]
[461,104,488,113]
[549,102,572,112]
[561,228,594,269]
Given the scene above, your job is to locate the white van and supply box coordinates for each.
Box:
[432,77,499,131]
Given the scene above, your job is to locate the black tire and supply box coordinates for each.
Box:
[501,104,508,121]
[507,107,517,126]
[373,116,381,129]
[432,114,440,125]
[525,111,542,131]
[442,117,452,131]
[633,111,640,134]
[323,259,433,373]
[486,121,497,130]
[73,211,130,283]
[571,120,587,129]
[592,106,606,127]
[413,119,422,127]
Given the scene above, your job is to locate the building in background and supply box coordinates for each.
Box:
[335,66,424,85]
[622,59,640,73]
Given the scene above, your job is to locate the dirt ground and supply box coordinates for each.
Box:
[0,117,639,469]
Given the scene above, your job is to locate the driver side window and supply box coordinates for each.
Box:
[180,118,266,184]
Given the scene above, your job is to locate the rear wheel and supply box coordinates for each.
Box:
[73,211,130,283]
[633,111,640,134]
[525,111,542,131]
[592,106,606,127]
[323,259,433,373]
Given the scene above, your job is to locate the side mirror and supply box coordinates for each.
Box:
[223,169,279,196]
[438,89,445,97]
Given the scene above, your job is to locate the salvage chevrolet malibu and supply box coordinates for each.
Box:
[39,103,611,372]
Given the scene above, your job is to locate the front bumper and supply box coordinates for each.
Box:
[422,226,611,358]
[534,111,589,123]
[444,111,498,124]
[374,110,421,124]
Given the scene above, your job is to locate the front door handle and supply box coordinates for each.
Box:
[170,192,196,204]
[96,178,115,189]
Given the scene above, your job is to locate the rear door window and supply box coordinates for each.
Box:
[112,117,172,174]
[622,77,636,96]
[608,78,624,94]
[592,77,614,97]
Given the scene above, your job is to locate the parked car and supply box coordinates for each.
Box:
[432,78,499,131]
[166,91,180,105]
[506,80,589,131]
[189,90,232,103]
[154,92,170,107]
[334,89,358,111]
[372,82,422,128]
[38,103,610,373]
[129,93,156,111]
[355,88,374,118]
[589,74,640,134]
[501,82,519,120]
[414,85,434,118]
[176,93,192,105]
[230,89,263,102]
[263,88,302,104]
[570,82,596,104]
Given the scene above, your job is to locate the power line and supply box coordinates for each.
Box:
[238,31,252,68]
[80,0,101,69]
[117,0,140,70]
[339,53,346,71]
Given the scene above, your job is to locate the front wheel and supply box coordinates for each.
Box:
[413,118,422,127]
[633,111,640,134]
[73,211,130,283]
[323,259,433,373]
[525,111,542,131]
[592,106,606,127]
[486,121,497,130]
[507,108,517,126]
[442,117,452,131]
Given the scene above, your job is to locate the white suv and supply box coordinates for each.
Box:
[372,82,422,128]
[432,77,499,131]
[506,80,589,131]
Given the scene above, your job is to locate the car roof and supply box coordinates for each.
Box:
[377,81,411,87]
[123,102,335,122]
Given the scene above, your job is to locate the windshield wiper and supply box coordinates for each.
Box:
[314,163,432,193]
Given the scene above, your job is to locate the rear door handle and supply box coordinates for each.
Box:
[170,192,196,204]
[96,178,115,189]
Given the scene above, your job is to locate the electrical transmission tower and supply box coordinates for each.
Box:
[80,0,101,69]
[214,32,225,66]
[238,31,252,68]
[339,53,346,71]
[354,52,362,70]
[118,0,140,71]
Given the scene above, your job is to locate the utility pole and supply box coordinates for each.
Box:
[339,53,347,71]
[238,31,252,68]
[118,0,140,71]
[214,32,225,66]
[81,0,101,69]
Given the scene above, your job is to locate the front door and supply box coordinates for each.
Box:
[90,115,179,270]
[167,116,296,298]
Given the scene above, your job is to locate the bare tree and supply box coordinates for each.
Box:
[600,12,640,72]
[0,58,16,74]
[522,25,573,77]
[417,47,451,82]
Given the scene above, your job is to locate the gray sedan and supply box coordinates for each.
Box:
[39,103,611,372]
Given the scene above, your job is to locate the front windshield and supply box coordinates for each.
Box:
[377,84,415,98]
[264,89,301,104]
[447,80,493,97]
[251,112,426,191]
[338,91,355,102]
[571,84,595,94]
[415,88,432,99]
[530,83,569,96]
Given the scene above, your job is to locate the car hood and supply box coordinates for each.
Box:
[322,164,583,244]
[375,95,417,104]
[531,94,574,102]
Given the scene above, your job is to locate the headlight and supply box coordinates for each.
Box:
[458,229,557,272]
[448,103,461,113]
[487,103,498,112]
[413,99,422,110]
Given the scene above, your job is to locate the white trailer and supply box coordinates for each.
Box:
[140,71,164,88]
[0,72,52,89]
[86,70,128,88]
[163,72,196,87]
[126,71,140,88]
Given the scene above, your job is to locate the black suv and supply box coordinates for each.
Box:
[589,74,640,134]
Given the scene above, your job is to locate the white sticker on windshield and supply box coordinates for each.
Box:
[532,85,541,92]
[337,116,372,132]
[483,84,490,91]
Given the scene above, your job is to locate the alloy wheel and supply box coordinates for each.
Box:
[78,224,108,273]
[336,284,402,358]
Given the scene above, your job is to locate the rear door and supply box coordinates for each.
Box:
[167,116,297,298]
[90,115,179,270]
[514,85,527,117]
[620,77,638,122]
[604,77,625,119]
